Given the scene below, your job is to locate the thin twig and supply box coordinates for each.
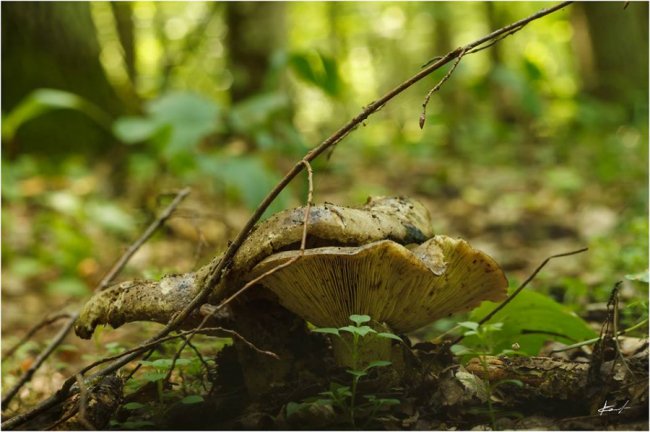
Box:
[1,316,76,408]
[451,247,588,345]
[551,318,649,353]
[97,187,192,291]
[74,375,95,430]
[2,312,72,361]
[419,47,466,129]
[45,406,79,431]
[181,336,210,391]
[164,336,187,383]
[1,4,573,428]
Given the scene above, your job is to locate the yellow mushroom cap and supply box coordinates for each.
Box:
[247,235,508,332]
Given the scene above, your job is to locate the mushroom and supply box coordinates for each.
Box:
[247,235,508,366]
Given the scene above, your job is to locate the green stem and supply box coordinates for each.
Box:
[349,332,359,427]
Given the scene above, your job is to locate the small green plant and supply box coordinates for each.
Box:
[453,321,524,429]
[288,314,401,428]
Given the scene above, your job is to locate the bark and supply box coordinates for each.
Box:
[225,2,286,102]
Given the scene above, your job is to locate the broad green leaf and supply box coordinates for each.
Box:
[346,370,367,378]
[180,395,204,405]
[466,289,597,355]
[122,402,145,411]
[142,372,167,382]
[339,325,360,335]
[450,344,475,356]
[376,332,403,342]
[354,326,376,337]
[495,379,524,388]
[626,271,649,283]
[151,359,175,369]
[312,328,340,336]
[365,360,392,370]
[113,117,159,144]
[85,201,135,235]
[288,51,342,97]
[286,401,307,417]
[229,92,290,133]
[198,155,289,216]
[138,92,222,159]
[2,88,112,141]
[349,314,371,325]
[457,321,479,331]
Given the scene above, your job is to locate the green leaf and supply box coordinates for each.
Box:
[85,201,135,235]
[467,290,597,355]
[180,395,204,405]
[122,402,145,411]
[339,325,360,335]
[346,370,367,378]
[626,271,649,283]
[365,360,392,370]
[113,117,160,144]
[376,332,403,342]
[288,51,342,96]
[495,379,524,388]
[354,326,376,337]
[198,155,289,216]
[46,277,88,297]
[457,321,480,331]
[142,372,167,382]
[2,88,112,141]
[312,327,340,336]
[375,398,401,406]
[151,359,175,369]
[349,314,371,325]
[286,401,307,417]
[450,344,476,356]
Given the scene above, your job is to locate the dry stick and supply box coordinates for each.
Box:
[451,247,588,346]
[2,312,72,361]
[96,187,192,292]
[1,317,77,409]
[1,188,191,426]
[74,374,95,431]
[1,3,573,429]
[419,47,467,129]
[180,336,210,391]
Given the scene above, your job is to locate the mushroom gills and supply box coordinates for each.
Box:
[247,236,508,334]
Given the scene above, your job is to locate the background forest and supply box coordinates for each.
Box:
[1,2,648,427]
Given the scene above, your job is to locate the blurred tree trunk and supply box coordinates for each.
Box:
[1,2,123,157]
[110,2,136,87]
[225,2,286,102]
[572,2,649,114]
